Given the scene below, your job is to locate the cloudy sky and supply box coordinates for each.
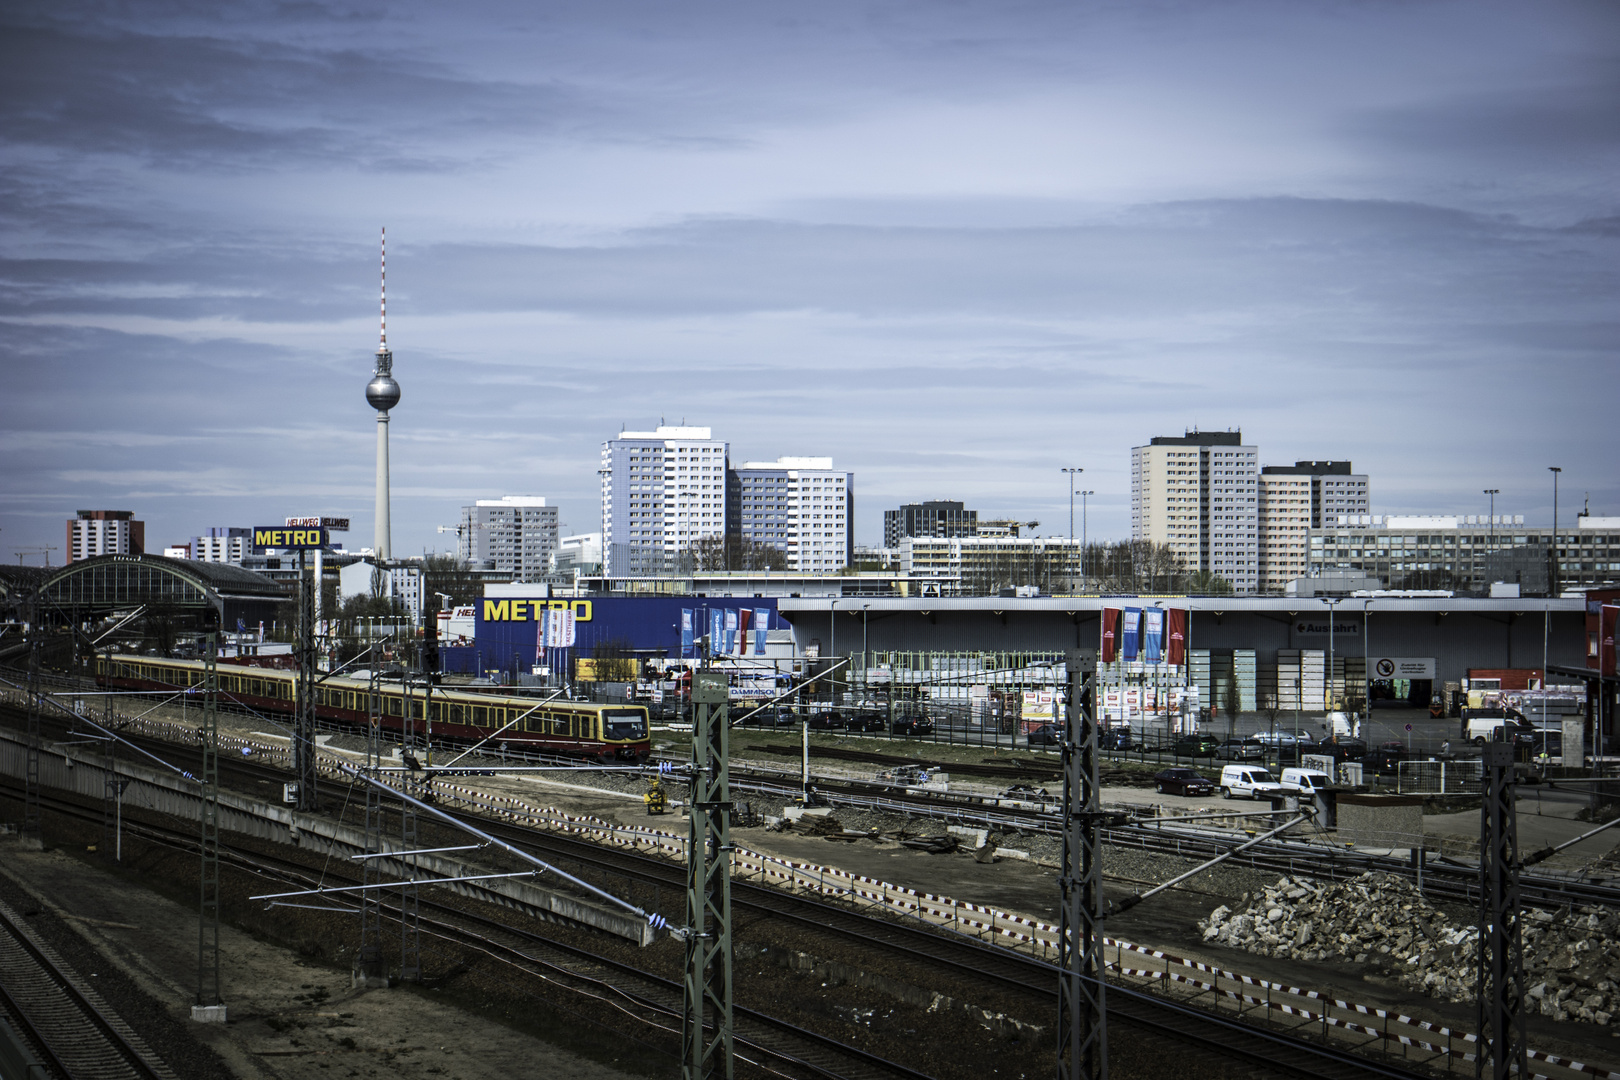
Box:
[3,0,1616,565]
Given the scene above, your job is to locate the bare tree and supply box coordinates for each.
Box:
[688,536,789,572]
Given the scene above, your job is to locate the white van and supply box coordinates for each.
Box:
[1279,767,1333,795]
[1220,765,1286,800]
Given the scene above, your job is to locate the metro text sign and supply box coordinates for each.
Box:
[253,526,330,549]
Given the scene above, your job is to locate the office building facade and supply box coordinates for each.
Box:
[67,510,144,562]
[733,457,853,572]
[1256,462,1371,594]
[883,501,978,548]
[1308,515,1620,594]
[460,496,558,582]
[601,426,730,576]
[1131,431,1259,593]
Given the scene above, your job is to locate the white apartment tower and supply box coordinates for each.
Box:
[1131,431,1259,593]
[732,457,853,572]
[459,496,558,582]
[67,510,144,562]
[601,426,729,575]
[1258,460,1370,593]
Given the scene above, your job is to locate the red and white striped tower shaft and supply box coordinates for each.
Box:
[365,227,401,563]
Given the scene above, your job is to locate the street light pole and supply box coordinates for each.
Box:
[1548,467,1561,596]
[1080,490,1095,589]
[1484,489,1499,555]
[1063,468,1083,590]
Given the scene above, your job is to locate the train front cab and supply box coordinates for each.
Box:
[601,706,651,763]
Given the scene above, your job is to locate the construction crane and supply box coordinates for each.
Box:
[13,546,58,566]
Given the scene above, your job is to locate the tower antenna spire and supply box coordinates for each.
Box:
[380,226,387,349]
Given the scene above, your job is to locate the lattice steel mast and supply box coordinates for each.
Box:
[293,549,318,811]
[23,634,42,847]
[1476,740,1527,1080]
[683,666,733,1080]
[1059,647,1107,1080]
[195,634,223,1020]
[356,655,387,985]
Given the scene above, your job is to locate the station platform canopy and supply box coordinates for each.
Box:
[27,554,287,630]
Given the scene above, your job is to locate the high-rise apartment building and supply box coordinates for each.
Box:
[1261,461,1370,528]
[883,501,978,547]
[1258,474,1313,593]
[1131,431,1259,593]
[189,526,252,563]
[460,496,558,582]
[601,426,730,575]
[733,457,853,572]
[1256,461,1370,593]
[67,510,144,562]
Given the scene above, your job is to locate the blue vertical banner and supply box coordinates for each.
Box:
[724,608,739,653]
[680,609,694,659]
[710,609,724,654]
[1143,607,1164,664]
[1121,607,1142,662]
[753,608,769,655]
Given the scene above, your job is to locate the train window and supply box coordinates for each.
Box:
[346,692,356,710]
[603,710,646,741]
[526,711,543,733]
[249,680,261,696]
[450,704,463,725]
[390,695,402,716]
[474,706,487,726]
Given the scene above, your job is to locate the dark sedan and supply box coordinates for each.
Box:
[807,711,845,730]
[846,712,887,733]
[890,715,935,736]
[1173,734,1220,758]
[1154,768,1215,797]
[1026,723,1066,746]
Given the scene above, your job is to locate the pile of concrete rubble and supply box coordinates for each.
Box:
[1199,872,1617,1026]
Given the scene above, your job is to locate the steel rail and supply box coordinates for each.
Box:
[9,784,930,1080]
[0,897,172,1080]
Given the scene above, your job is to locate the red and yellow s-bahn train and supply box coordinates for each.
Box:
[97,655,651,764]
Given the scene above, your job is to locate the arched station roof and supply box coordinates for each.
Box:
[30,555,287,626]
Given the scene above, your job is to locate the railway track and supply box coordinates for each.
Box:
[0,693,1582,1080]
[9,778,1432,1080]
[0,894,177,1080]
[701,752,1620,912]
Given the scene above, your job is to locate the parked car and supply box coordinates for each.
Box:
[1099,727,1135,751]
[807,711,845,731]
[1250,730,1301,747]
[1213,738,1264,761]
[846,712,887,733]
[889,714,935,736]
[1173,734,1220,758]
[1153,768,1214,797]
[1363,746,1407,776]
[1279,767,1334,795]
[1026,723,1066,747]
[1219,764,1286,800]
[1318,735,1368,761]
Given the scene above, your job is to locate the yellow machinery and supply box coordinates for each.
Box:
[644,776,669,816]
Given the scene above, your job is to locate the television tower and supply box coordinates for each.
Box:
[366,227,401,564]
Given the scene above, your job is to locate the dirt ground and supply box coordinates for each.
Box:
[0,835,644,1080]
[10,701,1618,1079]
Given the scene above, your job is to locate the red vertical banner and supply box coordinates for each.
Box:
[1601,604,1617,678]
[1101,607,1120,663]
[738,608,753,637]
[1166,608,1187,666]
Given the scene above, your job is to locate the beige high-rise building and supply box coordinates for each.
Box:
[1258,460,1370,593]
[1131,431,1258,593]
[1259,473,1313,593]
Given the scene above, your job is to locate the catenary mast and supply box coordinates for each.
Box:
[367,228,401,564]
